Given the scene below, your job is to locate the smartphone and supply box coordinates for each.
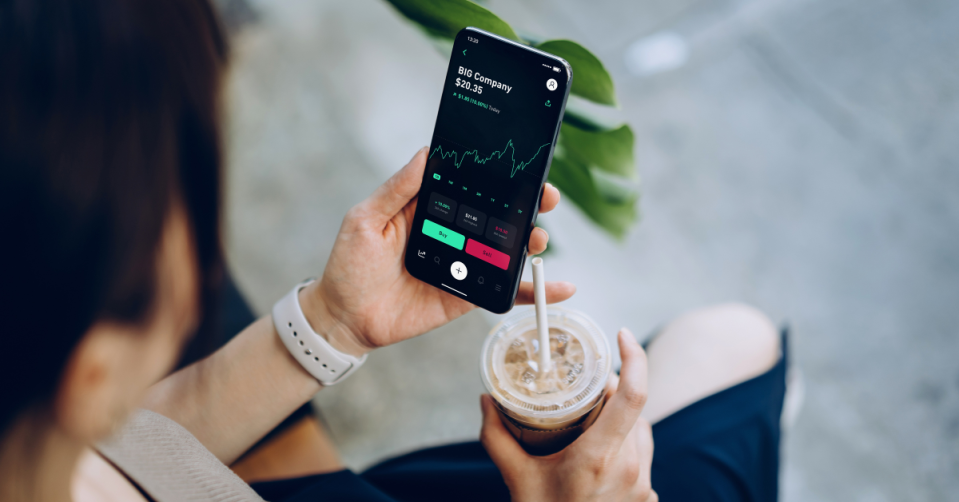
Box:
[404,27,572,314]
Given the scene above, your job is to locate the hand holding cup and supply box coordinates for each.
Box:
[480,329,658,502]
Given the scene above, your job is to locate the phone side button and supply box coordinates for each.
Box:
[465,239,510,270]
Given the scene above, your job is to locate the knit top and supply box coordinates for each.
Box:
[97,409,265,502]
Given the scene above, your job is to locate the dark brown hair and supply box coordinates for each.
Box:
[0,0,227,430]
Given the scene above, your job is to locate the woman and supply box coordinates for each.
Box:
[0,1,786,501]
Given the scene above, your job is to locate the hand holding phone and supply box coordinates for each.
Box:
[405,27,572,313]
[298,148,574,357]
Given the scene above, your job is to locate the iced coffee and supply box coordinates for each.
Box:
[481,307,611,455]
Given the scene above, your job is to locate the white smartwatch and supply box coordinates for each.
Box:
[272,280,367,386]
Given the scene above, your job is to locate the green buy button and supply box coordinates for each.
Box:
[423,219,465,250]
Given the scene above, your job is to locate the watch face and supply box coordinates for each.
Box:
[404,28,571,314]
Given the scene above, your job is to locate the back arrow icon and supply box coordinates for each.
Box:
[462,49,467,56]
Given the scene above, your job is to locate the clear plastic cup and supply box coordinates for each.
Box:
[481,307,612,455]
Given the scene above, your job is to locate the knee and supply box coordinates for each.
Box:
[669,302,780,373]
[693,302,778,339]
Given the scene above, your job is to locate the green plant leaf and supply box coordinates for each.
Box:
[562,108,614,133]
[547,156,638,239]
[536,40,616,106]
[589,168,640,204]
[559,123,636,179]
[563,96,625,132]
[384,0,521,42]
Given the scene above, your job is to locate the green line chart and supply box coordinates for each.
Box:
[429,138,552,178]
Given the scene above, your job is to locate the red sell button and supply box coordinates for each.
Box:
[465,239,510,270]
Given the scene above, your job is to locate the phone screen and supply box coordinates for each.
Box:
[404,27,571,314]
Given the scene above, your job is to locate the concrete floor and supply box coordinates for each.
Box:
[223,0,959,499]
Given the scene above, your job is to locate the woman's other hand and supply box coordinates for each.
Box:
[300,147,575,356]
[480,329,658,502]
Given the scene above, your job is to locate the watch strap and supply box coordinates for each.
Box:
[272,280,367,386]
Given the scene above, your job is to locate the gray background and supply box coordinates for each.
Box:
[219,0,959,499]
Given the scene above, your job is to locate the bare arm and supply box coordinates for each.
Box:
[142,316,319,464]
[141,149,572,464]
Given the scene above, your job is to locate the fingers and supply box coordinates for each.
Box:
[539,183,560,213]
[605,371,620,395]
[635,417,654,488]
[583,328,648,446]
[479,394,528,475]
[528,227,549,255]
[527,185,559,255]
[358,147,427,228]
[526,183,559,254]
[515,280,575,305]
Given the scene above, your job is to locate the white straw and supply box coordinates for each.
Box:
[531,257,550,376]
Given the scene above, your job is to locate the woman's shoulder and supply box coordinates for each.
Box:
[94,410,264,502]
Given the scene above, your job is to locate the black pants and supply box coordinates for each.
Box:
[206,275,788,501]
[251,330,789,502]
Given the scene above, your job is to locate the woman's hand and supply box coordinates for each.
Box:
[145,148,572,463]
[300,147,575,356]
[480,329,658,502]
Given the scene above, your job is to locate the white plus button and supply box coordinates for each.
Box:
[450,261,468,280]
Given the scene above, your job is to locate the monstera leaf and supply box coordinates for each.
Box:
[535,40,617,107]
[385,0,519,41]
[383,0,640,240]
[550,123,639,238]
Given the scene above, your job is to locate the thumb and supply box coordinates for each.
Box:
[479,394,528,475]
[360,147,427,227]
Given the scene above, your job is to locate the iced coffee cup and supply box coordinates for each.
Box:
[481,307,612,455]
